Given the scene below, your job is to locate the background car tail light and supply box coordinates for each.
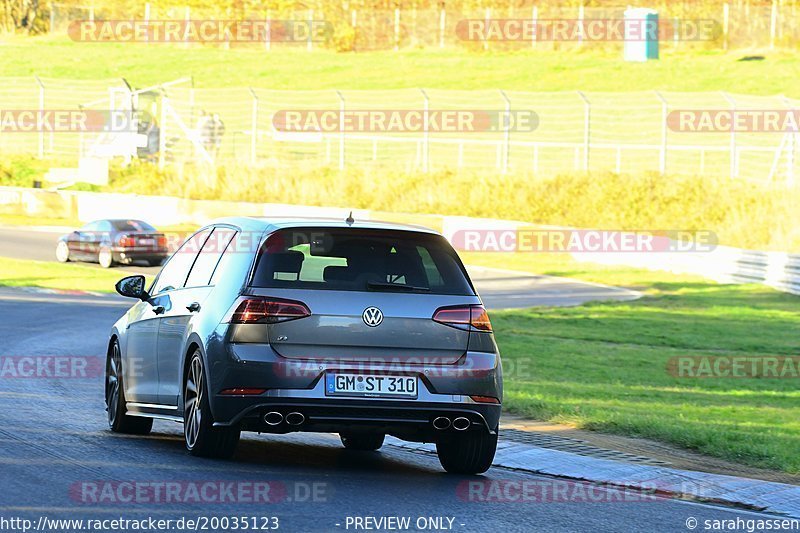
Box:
[432,305,493,332]
[118,235,135,247]
[224,296,311,324]
[157,235,167,248]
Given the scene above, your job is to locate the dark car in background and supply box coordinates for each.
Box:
[56,219,169,268]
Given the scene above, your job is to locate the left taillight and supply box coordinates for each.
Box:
[224,296,311,324]
[118,234,135,247]
[432,305,492,332]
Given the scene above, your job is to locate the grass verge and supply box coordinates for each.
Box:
[475,253,800,473]
[0,257,139,293]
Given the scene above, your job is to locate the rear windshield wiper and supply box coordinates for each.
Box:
[366,281,430,292]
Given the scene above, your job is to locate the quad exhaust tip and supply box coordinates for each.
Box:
[285,412,305,426]
[432,416,451,430]
[264,411,284,426]
[452,417,471,431]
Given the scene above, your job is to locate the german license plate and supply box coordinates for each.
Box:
[325,373,418,398]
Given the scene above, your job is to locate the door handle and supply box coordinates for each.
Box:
[186,302,201,312]
[152,305,165,315]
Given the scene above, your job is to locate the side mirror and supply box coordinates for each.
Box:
[115,275,149,301]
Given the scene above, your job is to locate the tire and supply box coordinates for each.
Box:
[98,246,114,268]
[436,430,498,475]
[340,432,385,451]
[55,241,70,263]
[106,340,153,435]
[184,350,240,459]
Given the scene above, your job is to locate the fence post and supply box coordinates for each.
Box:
[35,76,44,158]
[577,91,590,171]
[394,8,400,51]
[499,90,511,174]
[483,8,490,51]
[722,3,729,51]
[336,90,345,170]
[144,3,150,44]
[249,88,258,166]
[783,96,796,187]
[159,92,167,170]
[308,9,314,51]
[420,89,430,172]
[265,9,271,51]
[439,8,446,48]
[721,92,737,179]
[49,2,55,33]
[577,3,584,47]
[770,0,777,49]
[655,91,667,175]
[351,9,357,52]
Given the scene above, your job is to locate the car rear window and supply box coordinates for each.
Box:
[250,228,474,295]
[111,220,156,232]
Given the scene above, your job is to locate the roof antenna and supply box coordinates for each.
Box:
[345,211,355,225]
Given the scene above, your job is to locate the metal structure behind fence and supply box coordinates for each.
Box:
[0,77,798,186]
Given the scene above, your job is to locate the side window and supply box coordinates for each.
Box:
[152,228,211,294]
[209,232,240,286]
[185,228,236,288]
[98,221,113,232]
[80,221,99,232]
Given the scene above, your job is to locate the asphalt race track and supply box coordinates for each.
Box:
[0,288,785,532]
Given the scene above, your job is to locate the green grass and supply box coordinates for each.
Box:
[5,35,800,94]
[473,253,800,473]
[0,257,141,293]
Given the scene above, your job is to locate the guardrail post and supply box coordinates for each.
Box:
[336,90,345,170]
[577,91,590,171]
[655,91,668,175]
[420,88,430,172]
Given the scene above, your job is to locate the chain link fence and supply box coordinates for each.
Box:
[0,77,798,186]
[48,2,800,51]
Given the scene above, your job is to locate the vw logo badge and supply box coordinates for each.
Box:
[362,306,384,327]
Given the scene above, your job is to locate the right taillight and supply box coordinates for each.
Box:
[224,296,311,324]
[432,305,492,332]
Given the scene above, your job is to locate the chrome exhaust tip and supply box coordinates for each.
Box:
[285,412,305,426]
[264,412,284,426]
[432,416,452,430]
[452,417,471,431]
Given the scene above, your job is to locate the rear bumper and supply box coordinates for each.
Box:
[206,343,502,441]
[112,248,169,264]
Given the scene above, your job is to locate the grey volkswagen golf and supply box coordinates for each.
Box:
[107,217,502,474]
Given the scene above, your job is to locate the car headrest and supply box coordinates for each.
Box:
[264,250,304,280]
[323,265,355,283]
